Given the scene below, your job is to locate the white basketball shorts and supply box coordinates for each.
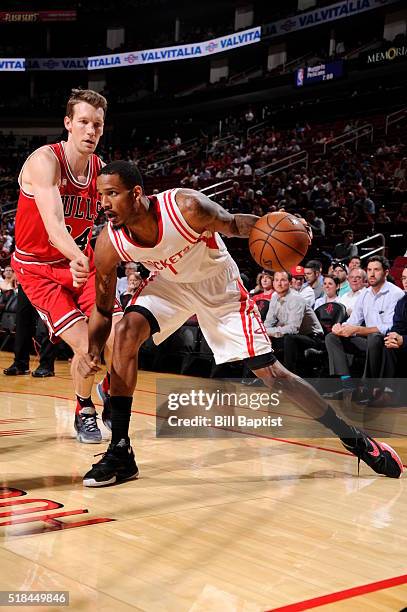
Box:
[127,263,272,364]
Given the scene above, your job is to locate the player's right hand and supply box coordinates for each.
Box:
[70,255,90,287]
[78,353,101,378]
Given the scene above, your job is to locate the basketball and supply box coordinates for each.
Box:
[248,212,310,272]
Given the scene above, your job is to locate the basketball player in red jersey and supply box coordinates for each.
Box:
[78,161,403,485]
[11,89,122,443]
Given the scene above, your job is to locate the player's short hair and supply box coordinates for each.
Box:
[66,88,108,119]
[367,255,390,271]
[99,160,144,190]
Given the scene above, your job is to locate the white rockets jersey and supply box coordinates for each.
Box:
[107,188,234,282]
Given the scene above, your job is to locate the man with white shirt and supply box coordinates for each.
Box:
[339,267,366,315]
[265,271,323,373]
[290,265,315,307]
[116,262,139,298]
[325,256,404,387]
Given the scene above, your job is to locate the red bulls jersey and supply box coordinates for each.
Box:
[14,141,102,265]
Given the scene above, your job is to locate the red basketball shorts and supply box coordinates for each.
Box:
[12,255,122,340]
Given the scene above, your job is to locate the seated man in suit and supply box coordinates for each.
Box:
[371,266,407,405]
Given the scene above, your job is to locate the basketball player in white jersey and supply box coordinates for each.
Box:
[79,161,403,486]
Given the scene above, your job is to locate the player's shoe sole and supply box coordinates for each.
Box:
[83,441,138,487]
[83,469,139,487]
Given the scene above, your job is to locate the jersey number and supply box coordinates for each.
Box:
[66,226,90,251]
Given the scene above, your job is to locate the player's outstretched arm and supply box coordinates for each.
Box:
[177,188,259,238]
[27,149,89,280]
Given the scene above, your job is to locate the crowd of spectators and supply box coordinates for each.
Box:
[0,107,405,400]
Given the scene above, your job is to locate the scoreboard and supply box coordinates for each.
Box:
[295,60,344,87]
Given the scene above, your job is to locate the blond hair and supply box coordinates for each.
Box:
[66,88,107,119]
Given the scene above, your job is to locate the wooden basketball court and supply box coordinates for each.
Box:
[1,352,406,611]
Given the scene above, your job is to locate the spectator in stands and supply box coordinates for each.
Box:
[339,267,366,315]
[264,271,323,373]
[249,272,263,297]
[371,266,407,405]
[3,286,56,378]
[120,272,142,309]
[348,256,362,271]
[116,262,139,297]
[290,265,315,307]
[353,188,375,222]
[314,275,341,310]
[376,207,391,224]
[393,158,407,182]
[304,260,324,301]
[333,262,350,296]
[0,265,17,292]
[395,202,407,224]
[333,230,358,261]
[305,209,325,237]
[252,271,274,320]
[245,108,254,123]
[324,256,404,397]
[1,232,13,257]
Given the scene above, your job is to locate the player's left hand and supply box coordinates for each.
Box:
[78,353,101,378]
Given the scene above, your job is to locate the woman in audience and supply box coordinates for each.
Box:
[120,272,142,309]
[0,265,17,292]
[252,271,274,320]
[314,275,340,310]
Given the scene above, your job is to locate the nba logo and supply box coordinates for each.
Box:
[296,68,304,87]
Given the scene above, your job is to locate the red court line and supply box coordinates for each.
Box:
[51,375,407,439]
[13,379,407,441]
[266,573,407,611]
[1,390,406,468]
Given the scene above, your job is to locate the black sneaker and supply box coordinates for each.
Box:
[3,364,30,376]
[83,439,139,487]
[342,430,404,478]
[32,367,55,378]
[96,381,112,431]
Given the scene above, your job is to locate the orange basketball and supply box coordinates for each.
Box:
[248,212,310,272]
